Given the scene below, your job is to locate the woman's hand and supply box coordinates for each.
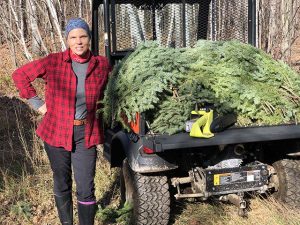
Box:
[38,104,47,115]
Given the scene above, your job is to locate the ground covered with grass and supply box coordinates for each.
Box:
[0,84,299,225]
[0,44,300,225]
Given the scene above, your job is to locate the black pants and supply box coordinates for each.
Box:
[44,125,97,202]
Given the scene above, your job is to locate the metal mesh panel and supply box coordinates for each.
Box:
[208,0,249,42]
[112,0,249,52]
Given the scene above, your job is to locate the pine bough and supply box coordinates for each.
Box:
[101,41,300,134]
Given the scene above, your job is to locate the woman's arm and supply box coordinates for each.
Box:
[12,56,49,99]
[12,56,49,114]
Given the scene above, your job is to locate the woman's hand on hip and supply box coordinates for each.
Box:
[38,104,47,115]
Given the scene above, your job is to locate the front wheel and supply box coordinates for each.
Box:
[120,159,170,225]
[272,159,300,208]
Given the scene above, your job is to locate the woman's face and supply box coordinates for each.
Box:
[67,28,90,56]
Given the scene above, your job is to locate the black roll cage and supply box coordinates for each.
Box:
[91,0,257,63]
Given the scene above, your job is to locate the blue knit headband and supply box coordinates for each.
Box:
[65,18,91,38]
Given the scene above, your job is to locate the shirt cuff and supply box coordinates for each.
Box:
[27,96,45,110]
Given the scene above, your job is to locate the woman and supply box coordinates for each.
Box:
[12,18,111,225]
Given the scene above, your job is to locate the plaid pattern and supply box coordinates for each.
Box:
[12,49,111,151]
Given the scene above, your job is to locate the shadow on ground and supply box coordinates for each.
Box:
[0,95,40,188]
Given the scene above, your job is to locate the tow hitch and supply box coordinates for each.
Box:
[171,164,269,216]
[219,193,247,217]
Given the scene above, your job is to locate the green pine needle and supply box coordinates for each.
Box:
[102,40,300,134]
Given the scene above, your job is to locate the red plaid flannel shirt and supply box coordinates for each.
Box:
[12,49,111,151]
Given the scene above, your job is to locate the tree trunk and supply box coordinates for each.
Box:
[167,4,176,47]
[280,0,300,63]
[79,0,83,18]
[27,0,49,55]
[46,0,66,50]
[126,5,144,48]
[155,9,163,46]
[8,0,32,60]
[185,4,192,47]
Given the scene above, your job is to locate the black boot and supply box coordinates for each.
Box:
[54,194,73,225]
[77,202,96,225]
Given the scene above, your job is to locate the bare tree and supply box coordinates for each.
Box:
[1,0,300,67]
[185,4,193,47]
[46,0,66,50]
[79,0,83,18]
[280,0,300,62]
[167,4,176,47]
[8,0,32,60]
[27,0,49,55]
[126,4,144,47]
[258,0,300,64]
[155,9,163,46]
[0,2,20,67]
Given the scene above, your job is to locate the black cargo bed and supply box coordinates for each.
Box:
[142,124,300,152]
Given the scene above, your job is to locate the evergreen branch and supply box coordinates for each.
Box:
[102,40,300,134]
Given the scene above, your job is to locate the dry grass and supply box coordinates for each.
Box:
[1,43,300,225]
[1,106,299,225]
[173,197,300,225]
[0,95,55,224]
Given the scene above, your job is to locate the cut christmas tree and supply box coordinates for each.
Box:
[102,40,300,135]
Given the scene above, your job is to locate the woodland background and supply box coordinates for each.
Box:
[0,0,300,67]
[0,0,300,224]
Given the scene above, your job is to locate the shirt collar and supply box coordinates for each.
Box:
[63,48,98,64]
[63,49,71,62]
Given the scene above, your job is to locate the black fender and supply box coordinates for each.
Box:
[104,130,129,167]
[105,130,178,173]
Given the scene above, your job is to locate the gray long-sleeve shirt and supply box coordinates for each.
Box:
[28,61,89,120]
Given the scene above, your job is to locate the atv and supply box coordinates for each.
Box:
[91,0,300,224]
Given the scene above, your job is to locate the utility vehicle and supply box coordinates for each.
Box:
[91,0,300,224]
